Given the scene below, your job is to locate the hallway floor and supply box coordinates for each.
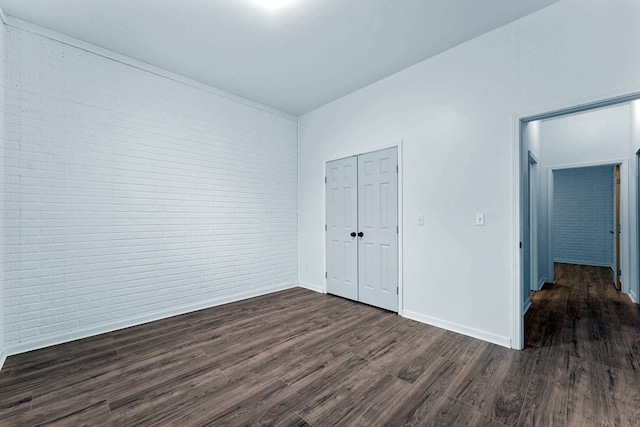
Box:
[523,263,640,425]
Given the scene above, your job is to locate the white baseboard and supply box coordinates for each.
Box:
[629,288,638,304]
[402,310,512,349]
[0,348,7,372]
[523,298,532,315]
[536,277,548,291]
[553,259,612,268]
[298,281,324,293]
[2,283,297,361]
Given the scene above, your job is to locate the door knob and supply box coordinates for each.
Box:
[350,232,357,237]
[358,232,364,237]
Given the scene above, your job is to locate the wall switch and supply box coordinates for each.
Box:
[417,214,424,226]
[475,213,485,226]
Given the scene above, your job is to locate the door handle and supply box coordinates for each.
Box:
[350,232,357,237]
[358,232,364,237]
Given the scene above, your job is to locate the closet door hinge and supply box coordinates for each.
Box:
[324,176,327,183]
[396,165,399,173]
[617,270,622,276]
[325,272,328,278]
[325,224,327,231]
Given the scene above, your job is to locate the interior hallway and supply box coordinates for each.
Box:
[0,263,638,426]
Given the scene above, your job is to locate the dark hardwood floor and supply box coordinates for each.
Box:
[0,263,639,426]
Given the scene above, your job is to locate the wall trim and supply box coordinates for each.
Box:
[553,259,615,268]
[537,277,548,291]
[629,288,638,304]
[523,298,532,315]
[403,310,512,349]
[519,92,640,123]
[1,16,297,122]
[512,113,524,350]
[298,281,324,293]
[549,159,625,171]
[2,284,297,361]
[0,349,7,372]
[0,2,6,374]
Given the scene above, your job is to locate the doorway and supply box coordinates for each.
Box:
[325,147,399,312]
[551,165,618,278]
[517,95,640,350]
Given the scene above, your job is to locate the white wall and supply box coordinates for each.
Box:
[298,0,640,347]
[2,25,298,355]
[522,120,543,313]
[541,104,631,165]
[523,121,543,298]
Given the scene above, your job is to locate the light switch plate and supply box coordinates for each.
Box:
[417,214,424,226]
[475,213,485,226]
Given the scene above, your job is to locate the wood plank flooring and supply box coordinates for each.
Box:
[0,263,639,426]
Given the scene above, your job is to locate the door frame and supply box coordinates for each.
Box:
[547,161,626,278]
[616,164,622,290]
[323,141,404,315]
[514,92,640,350]
[528,151,538,294]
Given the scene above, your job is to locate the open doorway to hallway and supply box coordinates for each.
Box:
[518,98,640,349]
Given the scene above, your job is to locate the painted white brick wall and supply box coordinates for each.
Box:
[3,26,298,349]
[553,166,614,267]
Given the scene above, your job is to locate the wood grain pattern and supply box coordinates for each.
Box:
[0,263,638,426]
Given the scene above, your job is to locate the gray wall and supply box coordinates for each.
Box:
[553,166,614,268]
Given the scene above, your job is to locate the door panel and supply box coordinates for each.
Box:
[326,156,358,300]
[357,148,398,311]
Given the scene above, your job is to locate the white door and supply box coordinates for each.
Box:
[326,156,358,300]
[326,147,398,312]
[358,148,398,311]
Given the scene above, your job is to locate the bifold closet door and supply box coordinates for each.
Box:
[325,147,398,312]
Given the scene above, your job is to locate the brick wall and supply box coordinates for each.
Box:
[553,166,614,267]
[3,26,298,349]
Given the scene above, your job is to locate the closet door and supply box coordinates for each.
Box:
[325,148,398,312]
[358,148,398,312]
[325,156,358,301]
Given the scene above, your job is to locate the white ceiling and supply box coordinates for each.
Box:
[0,0,558,115]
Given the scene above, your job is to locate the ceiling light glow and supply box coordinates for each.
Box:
[251,0,298,12]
